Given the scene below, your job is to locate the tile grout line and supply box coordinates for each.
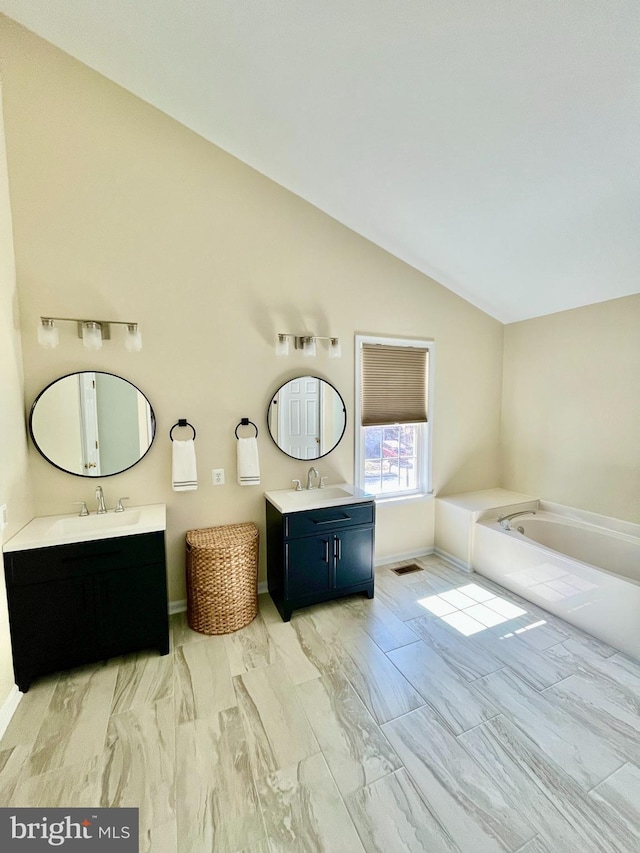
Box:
[585,760,633,796]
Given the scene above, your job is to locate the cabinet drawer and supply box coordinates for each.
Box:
[285,502,374,539]
[5,532,166,586]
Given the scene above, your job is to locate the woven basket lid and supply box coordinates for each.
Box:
[186,522,258,548]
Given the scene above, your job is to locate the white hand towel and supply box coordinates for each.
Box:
[237,436,260,486]
[172,439,198,491]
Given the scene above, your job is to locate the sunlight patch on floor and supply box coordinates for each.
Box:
[506,619,548,638]
[417,583,528,636]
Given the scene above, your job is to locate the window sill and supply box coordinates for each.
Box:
[370,491,434,507]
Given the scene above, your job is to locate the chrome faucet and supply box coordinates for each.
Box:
[498,510,536,530]
[306,467,320,490]
[95,485,107,514]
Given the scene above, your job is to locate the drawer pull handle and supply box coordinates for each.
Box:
[314,516,351,525]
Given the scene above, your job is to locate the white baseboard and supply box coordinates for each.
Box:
[375,547,434,567]
[0,684,22,740]
[434,547,473,573]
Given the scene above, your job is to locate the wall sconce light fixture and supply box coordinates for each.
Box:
[276,333,341,359]
[38,317,142,352]
[37,318,59,349]
[302,336,317,358]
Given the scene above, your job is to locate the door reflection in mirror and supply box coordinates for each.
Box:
[29,371,155,477]
[267,376,346,460]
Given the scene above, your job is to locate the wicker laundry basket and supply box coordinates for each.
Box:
[186,522,259,634]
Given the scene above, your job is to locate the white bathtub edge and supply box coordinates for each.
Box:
[471,513,640,660]
[540,500,640,539]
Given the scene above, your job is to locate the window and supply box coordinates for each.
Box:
[355,335,433,500]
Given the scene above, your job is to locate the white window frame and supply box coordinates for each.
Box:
[355,334,434,503]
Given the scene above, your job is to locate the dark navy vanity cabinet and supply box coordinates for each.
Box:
[4,531,170,692]
[266,498,375,621]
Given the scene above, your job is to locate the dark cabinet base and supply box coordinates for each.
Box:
[266,498,375,622]
[4,531,170,692]
[14,645,170,694]
[271,582,374,622]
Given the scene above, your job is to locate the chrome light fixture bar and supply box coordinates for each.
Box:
[38,316,142,351]
[276,333,341,358]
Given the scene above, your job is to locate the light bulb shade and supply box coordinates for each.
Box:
[329,338,341,358]
[302,337,316,357]
[276,334,290,356]
[82,321,103,351]
[37,319,59,349]
[125,324,142,352]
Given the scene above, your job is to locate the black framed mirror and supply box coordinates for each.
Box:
[267,375,346,460]
[29,371,156,477]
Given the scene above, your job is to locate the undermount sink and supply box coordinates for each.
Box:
[284,486,353,505]
[3,504,166,552]
[264,482,371,514]
[47,509,143,538]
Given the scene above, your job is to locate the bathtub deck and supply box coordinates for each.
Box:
[1,555,639,853]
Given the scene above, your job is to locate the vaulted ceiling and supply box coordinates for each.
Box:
[1,1,638,322]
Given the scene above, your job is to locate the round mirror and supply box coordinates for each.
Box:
[267,376,346,460]
[29,371,156,477]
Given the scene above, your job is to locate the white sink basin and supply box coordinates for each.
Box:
[282,486,353,506]
[265,483,371,514]
[47,509,143,538]
[3,504,166,552]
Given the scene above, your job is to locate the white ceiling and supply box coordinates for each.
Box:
[1,1,639,322]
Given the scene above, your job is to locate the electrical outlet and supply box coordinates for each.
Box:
[212,469,225,486]
[0,504,7,530]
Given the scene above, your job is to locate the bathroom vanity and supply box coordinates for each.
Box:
[265,485,375,621]
[2,504,169,692]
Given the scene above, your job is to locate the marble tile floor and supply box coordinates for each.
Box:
[1,555,639,852]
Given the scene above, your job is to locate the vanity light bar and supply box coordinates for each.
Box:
[38,317,142,352]
[276,333,341,358]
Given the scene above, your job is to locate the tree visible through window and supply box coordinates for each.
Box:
[364,424,418,494]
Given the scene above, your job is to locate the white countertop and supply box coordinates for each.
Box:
[265,483,372,514]
[2,503,166,552]
[436,488,538,511]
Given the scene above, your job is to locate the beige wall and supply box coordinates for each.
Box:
[0,16,503,604]
[0,80,33,707]
[501,294,640,523]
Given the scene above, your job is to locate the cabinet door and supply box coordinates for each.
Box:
[95,562,169,658]
[285,537,332,598]
[334,527,374,590]
[8,577,97,689]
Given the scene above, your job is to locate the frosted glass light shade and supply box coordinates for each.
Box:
[276,334,290,356]
[302,337,316,357]
[37,319,59,349]
[82,321,103,350]
[329,338,341,358]
[125,324,142,352]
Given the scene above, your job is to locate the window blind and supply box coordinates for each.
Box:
[361,343,429,426]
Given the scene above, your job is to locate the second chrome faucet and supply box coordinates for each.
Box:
[291,468,327,491]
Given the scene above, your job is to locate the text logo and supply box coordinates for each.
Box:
[0,808,138,850]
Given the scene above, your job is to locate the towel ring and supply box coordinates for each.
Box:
[170,419,196,441]
[235,417,259,439]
